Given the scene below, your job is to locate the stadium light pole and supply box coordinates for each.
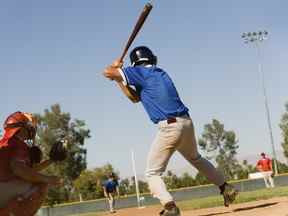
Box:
[241,30,279,175]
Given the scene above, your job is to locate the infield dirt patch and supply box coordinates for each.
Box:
[98,197,288,216]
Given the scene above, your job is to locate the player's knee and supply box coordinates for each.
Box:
[146,161,168,178]
[145,169,163,179]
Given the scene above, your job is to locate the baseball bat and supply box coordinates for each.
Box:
[119,2,153,62]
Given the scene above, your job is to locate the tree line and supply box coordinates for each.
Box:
[23,102,288,205]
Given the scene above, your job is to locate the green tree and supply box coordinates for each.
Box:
[163,170,182,190]
[36,104,90,205]
[138,180,149,193]
[199,119,239,180]
[280,103,288,159]
[179,172,196,188]
[194,172,209,185]
[119,178,131,196]
[73,170,99,200]
[235,160,257,179]
[128,177,149,194]
[275,160,288,174]
[73,163,118,200]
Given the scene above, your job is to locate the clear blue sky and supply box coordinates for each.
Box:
[1,0,287,177]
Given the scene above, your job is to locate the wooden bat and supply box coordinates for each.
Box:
[117,3,153,103]
[119,2,153,62]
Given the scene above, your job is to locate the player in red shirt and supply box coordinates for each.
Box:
[256,152,275,188]
[0,111,62,216]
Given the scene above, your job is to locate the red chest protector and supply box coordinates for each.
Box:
[0,136,30,182]
[0,138,45,216]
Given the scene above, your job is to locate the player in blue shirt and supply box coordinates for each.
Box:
[103,46,238,216]
[103,173,120,214]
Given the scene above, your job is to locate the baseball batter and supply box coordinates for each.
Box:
[103,46,238,216]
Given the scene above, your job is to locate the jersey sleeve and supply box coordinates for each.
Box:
[122,67,145,87]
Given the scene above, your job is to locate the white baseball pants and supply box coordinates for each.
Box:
[145,116,225,206]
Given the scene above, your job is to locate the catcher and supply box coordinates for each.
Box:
[0,111,67,216]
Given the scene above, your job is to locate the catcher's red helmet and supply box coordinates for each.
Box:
[3,111,37,141]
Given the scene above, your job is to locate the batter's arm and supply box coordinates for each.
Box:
[117,82,140,103]
[103,61,140,103]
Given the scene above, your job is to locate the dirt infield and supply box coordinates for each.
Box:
[99,197,288,216]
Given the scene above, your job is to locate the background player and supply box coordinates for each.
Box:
[256,152,275,188]
[103,172,120,214]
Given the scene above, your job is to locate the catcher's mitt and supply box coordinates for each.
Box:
[49,140,68,162]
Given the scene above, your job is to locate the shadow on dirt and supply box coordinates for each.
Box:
[197,212,231,216]
[197,202,278,216]
[233,202,278,212]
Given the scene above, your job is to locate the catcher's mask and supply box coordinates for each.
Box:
[3,111,37,143]
[130,46,157,66]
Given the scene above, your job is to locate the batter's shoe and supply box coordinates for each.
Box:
[220,183,238,207]
[159,206,181,216]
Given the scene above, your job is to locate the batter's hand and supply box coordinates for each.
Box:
[111,59,123,68]
[103,65,123,82]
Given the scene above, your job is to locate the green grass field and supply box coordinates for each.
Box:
[73,186,288,216]
[178,186,288,211]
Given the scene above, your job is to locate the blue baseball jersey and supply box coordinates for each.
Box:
[103,179,119,193]
[122,66,189,124]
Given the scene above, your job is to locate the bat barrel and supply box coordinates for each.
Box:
[119,2,153,62]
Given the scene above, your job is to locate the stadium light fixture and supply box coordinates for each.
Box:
[241,30,279,175]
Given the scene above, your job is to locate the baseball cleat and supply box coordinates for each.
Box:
[159,206,181,216]
[221,183,238,207]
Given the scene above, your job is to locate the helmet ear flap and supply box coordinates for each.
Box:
[152,55,157,65]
